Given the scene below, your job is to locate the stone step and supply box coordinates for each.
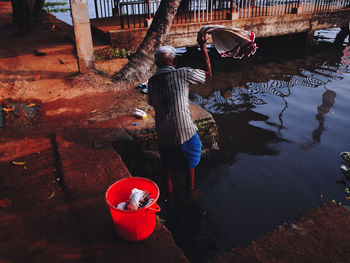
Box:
[54,132,190,263]
[125,102,219,157]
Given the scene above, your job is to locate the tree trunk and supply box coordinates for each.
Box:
[33,0,45,17]
[11,0,42,35]
[115,0,182,83]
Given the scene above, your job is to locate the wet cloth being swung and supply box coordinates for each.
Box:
[198,25,258,59]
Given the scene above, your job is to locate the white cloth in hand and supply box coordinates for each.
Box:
[199,25,257,59]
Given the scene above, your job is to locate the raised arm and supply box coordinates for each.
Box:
[197,33,212,78]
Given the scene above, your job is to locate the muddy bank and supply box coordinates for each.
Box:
[0,3,190,262]
[215,203,350,263]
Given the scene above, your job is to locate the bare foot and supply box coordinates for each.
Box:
[187,188,201,201]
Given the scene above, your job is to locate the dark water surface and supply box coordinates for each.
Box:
[165,29,350,262]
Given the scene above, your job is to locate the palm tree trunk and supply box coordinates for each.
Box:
[115,0,181,83]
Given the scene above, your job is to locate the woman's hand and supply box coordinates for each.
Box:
[197,32,212,77]
[197,33,209,47]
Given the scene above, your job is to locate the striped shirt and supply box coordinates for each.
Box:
[148,66,206,146]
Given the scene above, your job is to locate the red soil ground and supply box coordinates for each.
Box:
[0,2,188,262]
[1,2,350,262]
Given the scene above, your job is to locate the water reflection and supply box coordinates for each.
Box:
[300,89,336,150]
[191,79,291,114]
[165,29,350,263]
[213,110,284,159]
[186,30,349,164]
[190,82,291,161]
[341,46,350,67]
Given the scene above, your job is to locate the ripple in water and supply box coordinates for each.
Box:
[168,29,350,262]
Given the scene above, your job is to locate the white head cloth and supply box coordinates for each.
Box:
[155,46,176,58]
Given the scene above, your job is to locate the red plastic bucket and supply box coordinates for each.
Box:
[105,177,161,241]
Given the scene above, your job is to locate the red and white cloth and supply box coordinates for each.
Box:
[199,25,258,59]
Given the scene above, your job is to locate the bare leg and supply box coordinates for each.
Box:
[187,168,195,192]
[186,168,200,200]
[164,169,173,194]
[164,169,174,207]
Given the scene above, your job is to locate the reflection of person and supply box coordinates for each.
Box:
[147,36,211,198]
[312,89,336,142]
[301,89,336,150]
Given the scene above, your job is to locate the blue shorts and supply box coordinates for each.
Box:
[159,132,202,170]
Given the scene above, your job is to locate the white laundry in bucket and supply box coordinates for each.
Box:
[117,201,127,210]
[199,25,258,59]
[127,188,149,210]
[115,188,153,210]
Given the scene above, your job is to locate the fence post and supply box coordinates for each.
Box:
[94,0,99,18]
[147,0,151,19]
[227,0,239,19]
[120,3,124,29]
[70,0,95,73]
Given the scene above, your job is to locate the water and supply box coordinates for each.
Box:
[45,0,97,25]
[45,0,147,25]
[166,29,350,262]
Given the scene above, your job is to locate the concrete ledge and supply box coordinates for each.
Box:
[108,8,350,51]
[214,203,350,263]
[120,102,219,158]
[226,12,239,20]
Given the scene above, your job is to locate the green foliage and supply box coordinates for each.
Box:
[44,1,70,13]
[95,65,109,76]
[44,2,67,7]
[45,8,71,13]
[94,47,131,61]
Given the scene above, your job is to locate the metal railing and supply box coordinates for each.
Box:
[92,0,350,28]
[237,0,350,18]
[118,0,161,28]
[175,0,232,23]
[94,0,116,18]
